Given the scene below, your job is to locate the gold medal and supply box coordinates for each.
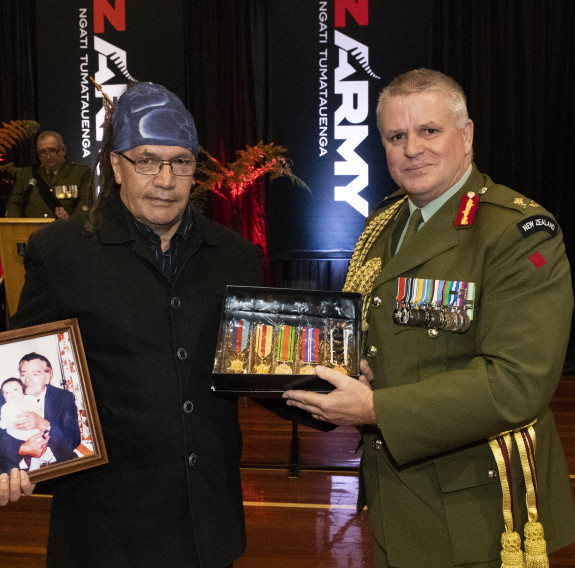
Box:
[274,363,293,375]
[229,358,244,373]
[299,365,316,375]
[254,363,270,374]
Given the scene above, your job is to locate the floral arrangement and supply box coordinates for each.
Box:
[0,119,41,178]
[194,141,309,199]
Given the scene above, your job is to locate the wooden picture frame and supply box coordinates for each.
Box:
[0,319,107,483]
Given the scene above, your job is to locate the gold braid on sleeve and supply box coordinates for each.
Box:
[343,196,407,331]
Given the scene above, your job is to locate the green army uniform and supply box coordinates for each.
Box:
[5,161,92,218]
[352,164,575,567]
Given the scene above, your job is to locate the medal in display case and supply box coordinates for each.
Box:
[212,286,362,397]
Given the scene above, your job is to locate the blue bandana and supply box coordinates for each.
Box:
[112,82,199,155]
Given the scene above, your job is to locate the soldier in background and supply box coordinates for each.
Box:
[5,131,92,219]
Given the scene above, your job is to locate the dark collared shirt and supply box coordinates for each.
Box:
[131,206,194,282]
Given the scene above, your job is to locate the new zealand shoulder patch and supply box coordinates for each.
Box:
[517,215,558,238]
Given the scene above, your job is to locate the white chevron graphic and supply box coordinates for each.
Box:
[334,30,381,80]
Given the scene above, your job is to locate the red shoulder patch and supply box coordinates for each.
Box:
[529,252,546,268]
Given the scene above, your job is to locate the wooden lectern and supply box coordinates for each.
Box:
[0,218,53,319]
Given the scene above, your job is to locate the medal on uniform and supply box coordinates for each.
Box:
[300,326,320,375]
[228,319,250,373]
[393,277,476,334]
[254,323,273,374]
[54,185,79,200]
[275,324,295,374]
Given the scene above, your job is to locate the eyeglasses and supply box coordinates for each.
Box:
[117,152,196,177]
[38,147,63,157]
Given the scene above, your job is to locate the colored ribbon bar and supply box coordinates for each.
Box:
[301,327,320,363]
[277,324,295,362]
[232,319,250,354]
[256,323,273,359]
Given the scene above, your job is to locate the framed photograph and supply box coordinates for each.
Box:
[0,319,107,483]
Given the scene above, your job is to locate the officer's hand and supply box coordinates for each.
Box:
[282,365,377,426]
[358,358,374,387]
[0,469,35,506]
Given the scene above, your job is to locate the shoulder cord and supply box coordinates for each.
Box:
[343,196,407,331]
[488,420,549,568]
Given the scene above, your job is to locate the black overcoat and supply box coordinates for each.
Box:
[11,195,263,567]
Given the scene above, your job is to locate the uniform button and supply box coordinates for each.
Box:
[488,469,498,479]
[177,348,188,361]
[366,346,378,358]
[183,400,194,414]
[372,439,383,451]
[372,296,382,308]
[171,297,181,309]
[188,453,197,466]
[428,328,439,339]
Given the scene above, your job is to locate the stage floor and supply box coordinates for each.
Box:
[1,376,574,567]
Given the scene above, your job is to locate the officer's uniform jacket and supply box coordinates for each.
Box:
[6,161,92,218]
[358,164,575,567]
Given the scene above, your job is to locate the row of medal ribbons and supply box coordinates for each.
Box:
[218,316,355,376]
[393,277,476,333]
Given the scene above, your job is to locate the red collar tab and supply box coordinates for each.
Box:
[456,191,479,228]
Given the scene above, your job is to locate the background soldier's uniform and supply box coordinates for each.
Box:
[6,162,92,218]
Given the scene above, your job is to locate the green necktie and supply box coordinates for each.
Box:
[400,208,423,249]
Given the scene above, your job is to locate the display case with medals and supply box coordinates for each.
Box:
[212,286,361,396]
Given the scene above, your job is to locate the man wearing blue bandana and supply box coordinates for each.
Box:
[2,82,263,567]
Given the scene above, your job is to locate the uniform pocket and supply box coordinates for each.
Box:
[434,443,504,565]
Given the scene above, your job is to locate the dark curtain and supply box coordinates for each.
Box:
[432,0,575,367]
[183,0,272,274]
[0,0,38,214]
[184,0,262,163]
[0,0,37,123]
[1,0,574,353]
[432,1,575,218]
[0,0,37,329]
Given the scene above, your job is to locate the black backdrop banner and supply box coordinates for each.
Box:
[35,0,186,166]
[267,0,433,259]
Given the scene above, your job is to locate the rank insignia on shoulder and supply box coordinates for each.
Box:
[514,197,540,209]
[517,215,558,238]
[455,192,479,228]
